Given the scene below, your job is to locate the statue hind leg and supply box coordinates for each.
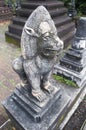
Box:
[12,56,28,86]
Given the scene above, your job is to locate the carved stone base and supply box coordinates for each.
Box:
[54,18,86,88]
[54,47,86,87]
[2,82,70,130]
[54,63,86,87]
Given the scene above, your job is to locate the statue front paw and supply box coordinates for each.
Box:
[32,90,46,102]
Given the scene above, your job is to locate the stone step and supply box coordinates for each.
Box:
[9,21,74,38]
[5,0,75,47]
[25,0,58,1]
[5,29,75,48]
[60,57,83,72]
[9,24,22,36]
[12,15,71,28]
[0,12,12,19]
[21,1,64,10]
[8,21,75,48]
[58,22,75,37]
[0,1,12,22]
[5,31,20,42]
[0,1,5,7]
[0,16,12,21]
[62,30,75,48]
[16,7,67,18]
[0,9,11,14]
[12,16,26,26]
[54,15,72,28]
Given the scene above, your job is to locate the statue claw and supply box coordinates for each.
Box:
[20,82,28,87]
[32,90,46,102]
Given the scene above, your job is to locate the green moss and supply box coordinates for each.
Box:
[9,79,16,86]
[53,74,79,88]
[84,95,86,100]
[5,35,20,47]
[55,114,65,129]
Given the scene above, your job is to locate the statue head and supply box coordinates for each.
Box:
[14,6,64,102]
[21,6,63,59]
[38,22,63,58]
[24,21,63,59]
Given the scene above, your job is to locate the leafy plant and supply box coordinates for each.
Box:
[61,0,86,16]
[5,0,21,14]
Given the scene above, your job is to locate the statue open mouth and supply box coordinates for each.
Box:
[45,48,57,51]
[40,48,57,58]
[45,47,62,54]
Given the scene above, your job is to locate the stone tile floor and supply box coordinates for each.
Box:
[0,21,20,120]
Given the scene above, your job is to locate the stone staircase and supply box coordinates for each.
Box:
[5,0,75,48]
[0,0,12,22]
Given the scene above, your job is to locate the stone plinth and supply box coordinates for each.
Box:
[54,17,86,87]
[5,0,75,47]
[3,81,70,130]
[0,0,12,22]
[2,80,86,130]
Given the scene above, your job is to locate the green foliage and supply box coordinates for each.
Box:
[53,74,79,88]
[5,0,21,14]
[61,0,70,8]
[61,0,86,16]
[84,95,86,100]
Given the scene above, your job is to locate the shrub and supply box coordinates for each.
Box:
[61,0,86,16]
[5,0,21,14]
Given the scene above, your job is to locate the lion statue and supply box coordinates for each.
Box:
[12,6,63,102]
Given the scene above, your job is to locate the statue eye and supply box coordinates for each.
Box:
[25,28,33,35]
[27,29,32,33]
[43,37,47,41]
[43,36,50,41]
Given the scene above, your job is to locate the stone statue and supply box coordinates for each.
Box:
[12,6,63,102]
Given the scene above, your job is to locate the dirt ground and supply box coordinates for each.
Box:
[63,96,86,130]
[0,21,20,126]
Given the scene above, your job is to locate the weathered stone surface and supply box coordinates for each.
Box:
[54,17,86,87]
[2,6,69,130]
[3,79,86,130]
[3,83,62,122]
[3,80,71,130]
[12,6,63,102]
[75,17,86,38]
[0,0,12,21]
[1,16,86,130]
[5,0,75,47]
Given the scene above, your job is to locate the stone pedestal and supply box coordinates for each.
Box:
[3,6,69,130]
[5,0,75,47]
[54,17,86,87]
[3,82,70,130]
[3,80,86,130]
[0,0,12,22]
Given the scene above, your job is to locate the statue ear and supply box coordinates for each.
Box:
[24,25,39,37]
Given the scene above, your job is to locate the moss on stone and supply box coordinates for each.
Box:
[53,74,79,88]
[55,114,65,129]
[5,35,20,47]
